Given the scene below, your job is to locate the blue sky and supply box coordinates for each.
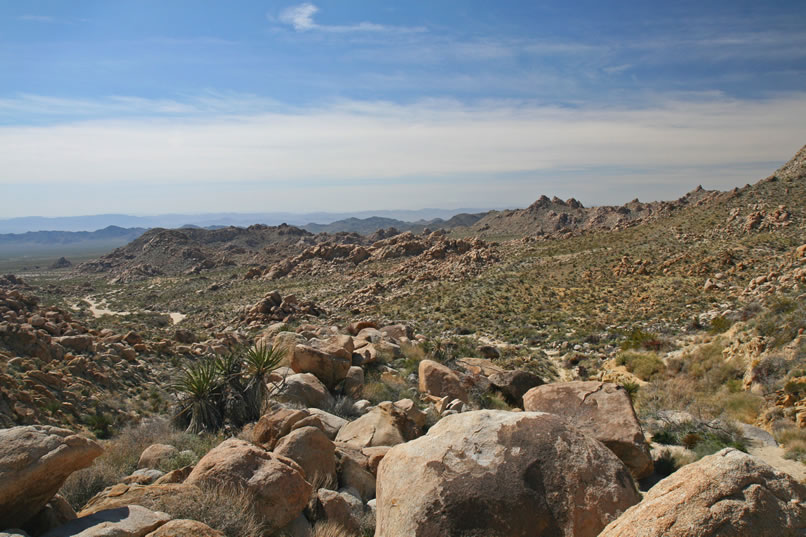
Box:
[1,1,805,217]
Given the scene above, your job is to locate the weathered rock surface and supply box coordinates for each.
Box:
[290,345,351,389]
[42,505,170,537]
[80,485,198,517]
[523,381,653,478]
[376,410,640,537]
[274,426,337,488]
[185,439,311,530]
[418,360,468,402]
[335,401,422,449]
[271,373,334,409]
[599,448,806,537]
[137,445,178,470]
[0,426,103,529]
[253,408,312,450]
[488,369,544,407]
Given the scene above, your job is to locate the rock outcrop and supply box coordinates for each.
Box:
[376,410,640,537]
[599,448,806,537]
[0,426,103,529]
[523,381,653,478]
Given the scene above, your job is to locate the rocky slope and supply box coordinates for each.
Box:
[473,186,720,238]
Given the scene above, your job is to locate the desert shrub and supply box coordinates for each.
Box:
[649,419,746,460]
[59,418,221,511]
[399,341,426,376]
[620,380,640,402]
[470,388,511,411]
[709,316,732,334]
[776,426,806,463]
[653,448,679,476]
[311,521,362,537]
[621,328,664,352]
[720,391,764,423]
[161,484,266,537]
[615,351,664,381]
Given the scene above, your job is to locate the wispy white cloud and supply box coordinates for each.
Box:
[0,93,803,197]
[18,15,58,23]
[273,3,426,34]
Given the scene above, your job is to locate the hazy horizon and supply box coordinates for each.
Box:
[2,1,805,218]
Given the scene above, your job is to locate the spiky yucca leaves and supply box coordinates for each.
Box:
[215,352,250,427]
[243,344,286,421]
[173,359,223,434]
[173,344,287,433]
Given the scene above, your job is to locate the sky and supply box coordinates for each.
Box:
[1,1,805,218]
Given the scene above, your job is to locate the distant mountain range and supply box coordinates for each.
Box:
[0,208,493,234]
[0,226,147,257]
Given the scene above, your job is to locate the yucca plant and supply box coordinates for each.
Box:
[243,344,286,420]
[173,359,223,434]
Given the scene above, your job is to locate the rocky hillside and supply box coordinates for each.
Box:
[76,224,338,282]
[473,186,720,238]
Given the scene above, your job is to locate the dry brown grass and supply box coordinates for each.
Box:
[310,521,361,537]
[59,417,222,511]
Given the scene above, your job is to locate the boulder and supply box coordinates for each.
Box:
[144,519,224,537]
[418,360,468,402]
[342,366,364,399]
[290,345,351,389]
[335,401,422,450]
[0,425,103,529]
[80,485,198,517]
[376,410,640,537]
[185,439,311,530]
[253,408,312,450]
[21,495,76,537]
[522,381,653,478]
[274,426,337,489]
[137,444,178,470]
[379,324,413,342]
[271,373,334,410]
[42,505,170,537]
[488,369,544,407]
[310,489,359,534]
[306,409,348,439]
[599,448,806,537]
[336,450,376,502]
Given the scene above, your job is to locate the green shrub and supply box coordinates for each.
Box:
[615,351,664,381]
[621,328,663,351]
[709,316,732,334]
[653,449,679,476]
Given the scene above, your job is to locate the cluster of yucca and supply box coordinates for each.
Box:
[173,344,286,433]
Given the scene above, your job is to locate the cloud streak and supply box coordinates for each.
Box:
[274,3,426,34]
[0,93,803,191]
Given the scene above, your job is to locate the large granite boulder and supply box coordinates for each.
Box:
[290,345,351,389]
[418,360,468,402]
[376,410,640,537]
[523,381,653,478]
[271,373,334,410]
[599,448,806,537]
[335,401,422,450]
[184,439,311,531]
[0,426,103,529]
[274,426,337,488]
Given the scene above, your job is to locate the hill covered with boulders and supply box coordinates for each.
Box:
[1,145,805,535]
